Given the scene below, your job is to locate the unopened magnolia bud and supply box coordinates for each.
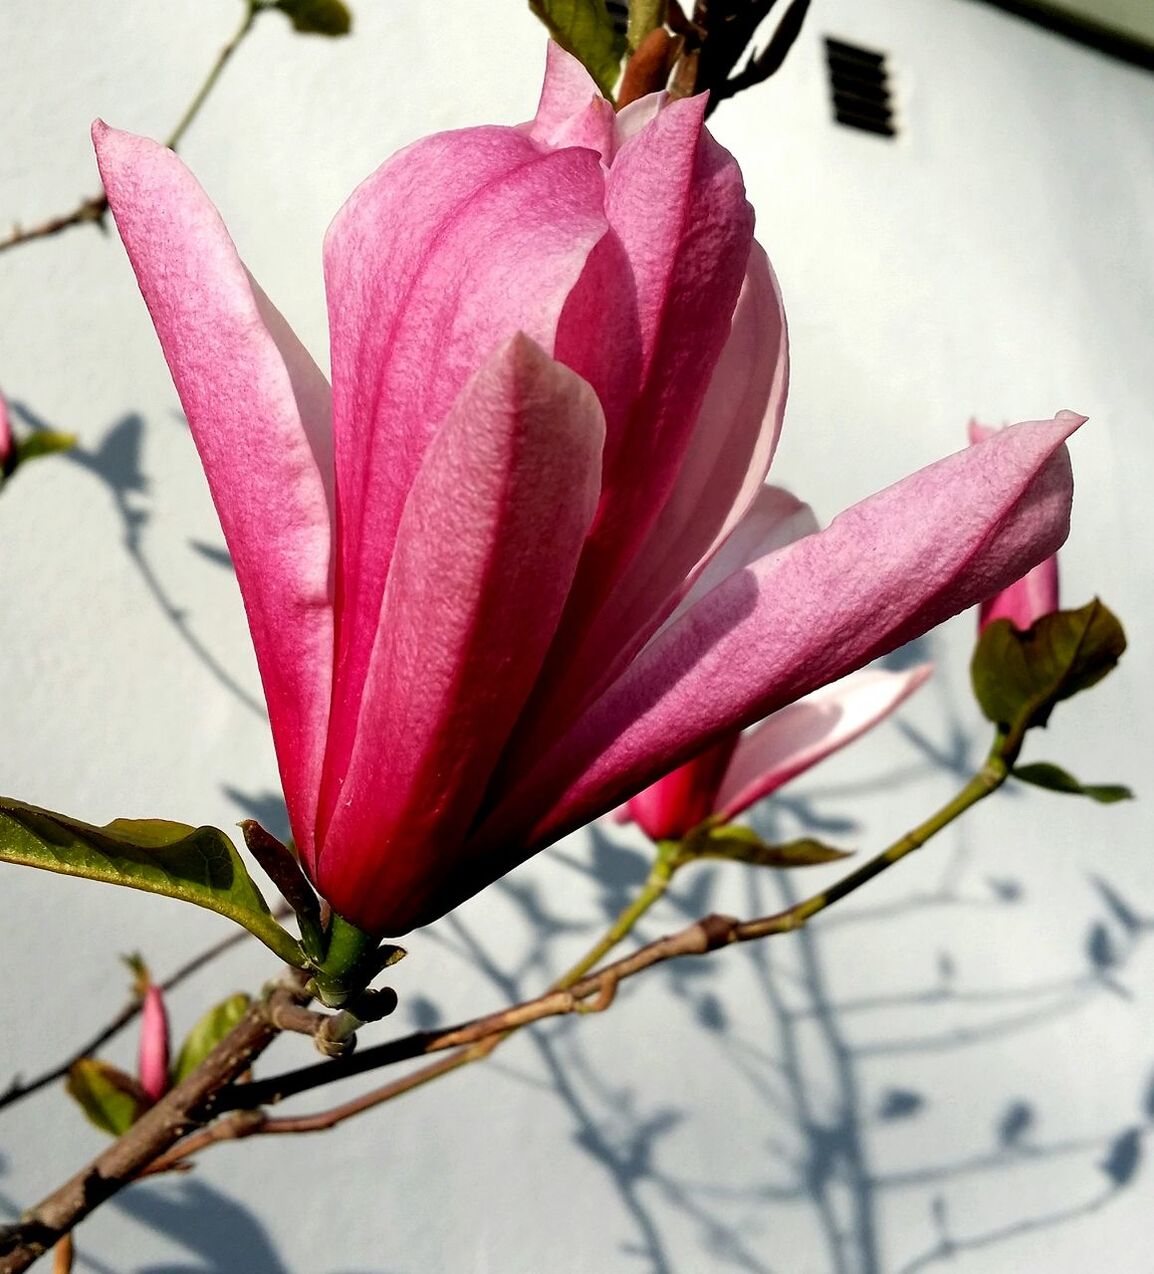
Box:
[138,984,171,1103]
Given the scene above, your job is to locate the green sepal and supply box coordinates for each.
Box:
[627,0,667,48]
[677,822,853,869]
[0,798,306,967]
[529,0,627,96]
[171,993,252,1085]
[1012,762,1133,805]
[120,952,151,1000]
[274,0,352,35]
[971,598,1126,736]
[239,820,325,961]
[307,912,404,1008]
[66,1058,150,1136]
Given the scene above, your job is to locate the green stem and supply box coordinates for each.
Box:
[741,738,1015,940]
[165,2,264,151]
[309,912,380,1007]
[553,842,679,989]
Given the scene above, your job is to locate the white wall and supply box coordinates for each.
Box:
[1,1,1152,1271]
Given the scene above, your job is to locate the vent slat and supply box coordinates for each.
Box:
[824,37,897,139]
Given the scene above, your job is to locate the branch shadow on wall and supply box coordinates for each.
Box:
[148,638,1153,1274]
[402,677,1152,1274]
[8,401,265,719]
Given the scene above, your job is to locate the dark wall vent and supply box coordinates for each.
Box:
[824,38,897,138]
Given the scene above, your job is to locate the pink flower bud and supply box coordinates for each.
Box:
[620,666,931,840]
[0,389,13,474]
[138,984,170,1103]
[625,734,738,842]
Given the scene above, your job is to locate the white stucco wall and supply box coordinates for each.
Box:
[1,1,1152,1271]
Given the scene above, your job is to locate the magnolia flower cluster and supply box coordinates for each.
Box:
[96,46,1080,936]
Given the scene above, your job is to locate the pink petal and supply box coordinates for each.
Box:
[527,42,616,157]
[503,411,1083,848]
[316,337,605,935]
[496,99,756,758]
[322,128,612,807]
[626,733,739,842]
[671,485,820,623]
[0,388,11,468]
[980,555,1061,631]
[715,666,933,819]
[554,244,789,695]
[93,123,334,865]
[969,421,1060,630]
[138,985,170,1103]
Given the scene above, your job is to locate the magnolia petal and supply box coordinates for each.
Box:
[0,388,12,467]
[715,666,933,819]
[509,411,1083,848]
[969,421,1060,631]
[980,556,1061,632]
[316,337,605,935]
[528,41,616,157]
[93,122,334,864]
[574,246,790,675]
[614,91,668,147]
[500,99,756,762]
[323,128,611,796]
[670,484,820,624]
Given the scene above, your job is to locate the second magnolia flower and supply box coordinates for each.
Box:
[95,46,1080,935]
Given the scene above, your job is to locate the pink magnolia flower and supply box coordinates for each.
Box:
[94,46,1081,936]
[970,421,1060,631]
[619,665,931,842]
[137,984,170,1103]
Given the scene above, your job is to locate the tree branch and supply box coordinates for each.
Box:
[0,2,262,257]
[0,971,309,1274]
[0,743,1010,1268]
[0,905,289,1114]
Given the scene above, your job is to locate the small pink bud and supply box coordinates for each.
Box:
[625,734,739,841]
[969,420,1060,631]
[138,984,170,1103]
[0,389,13,474]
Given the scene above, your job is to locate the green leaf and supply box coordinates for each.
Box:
[1012,762,1133,805]
[680,824,853,868]
[529,0,627,96]
[66,1058,149,1136]
[971,598,1126,734]
[275,0,352,36]
[627,0,667,49]
[14,430,76,464]
[0,798,305,966]
[172,993,252,1085]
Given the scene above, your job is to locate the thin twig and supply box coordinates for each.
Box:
[0,903,290,1113]
[49,1236,71,1274]
[209,752,1008,1119]
[0,2,262,257]
[0,746,1010,1267]
[0,971,310,1274]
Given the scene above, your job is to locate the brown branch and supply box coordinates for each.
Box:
[0,2,261,257]
[0,971,309,1274]
[0,751,1009,1265]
